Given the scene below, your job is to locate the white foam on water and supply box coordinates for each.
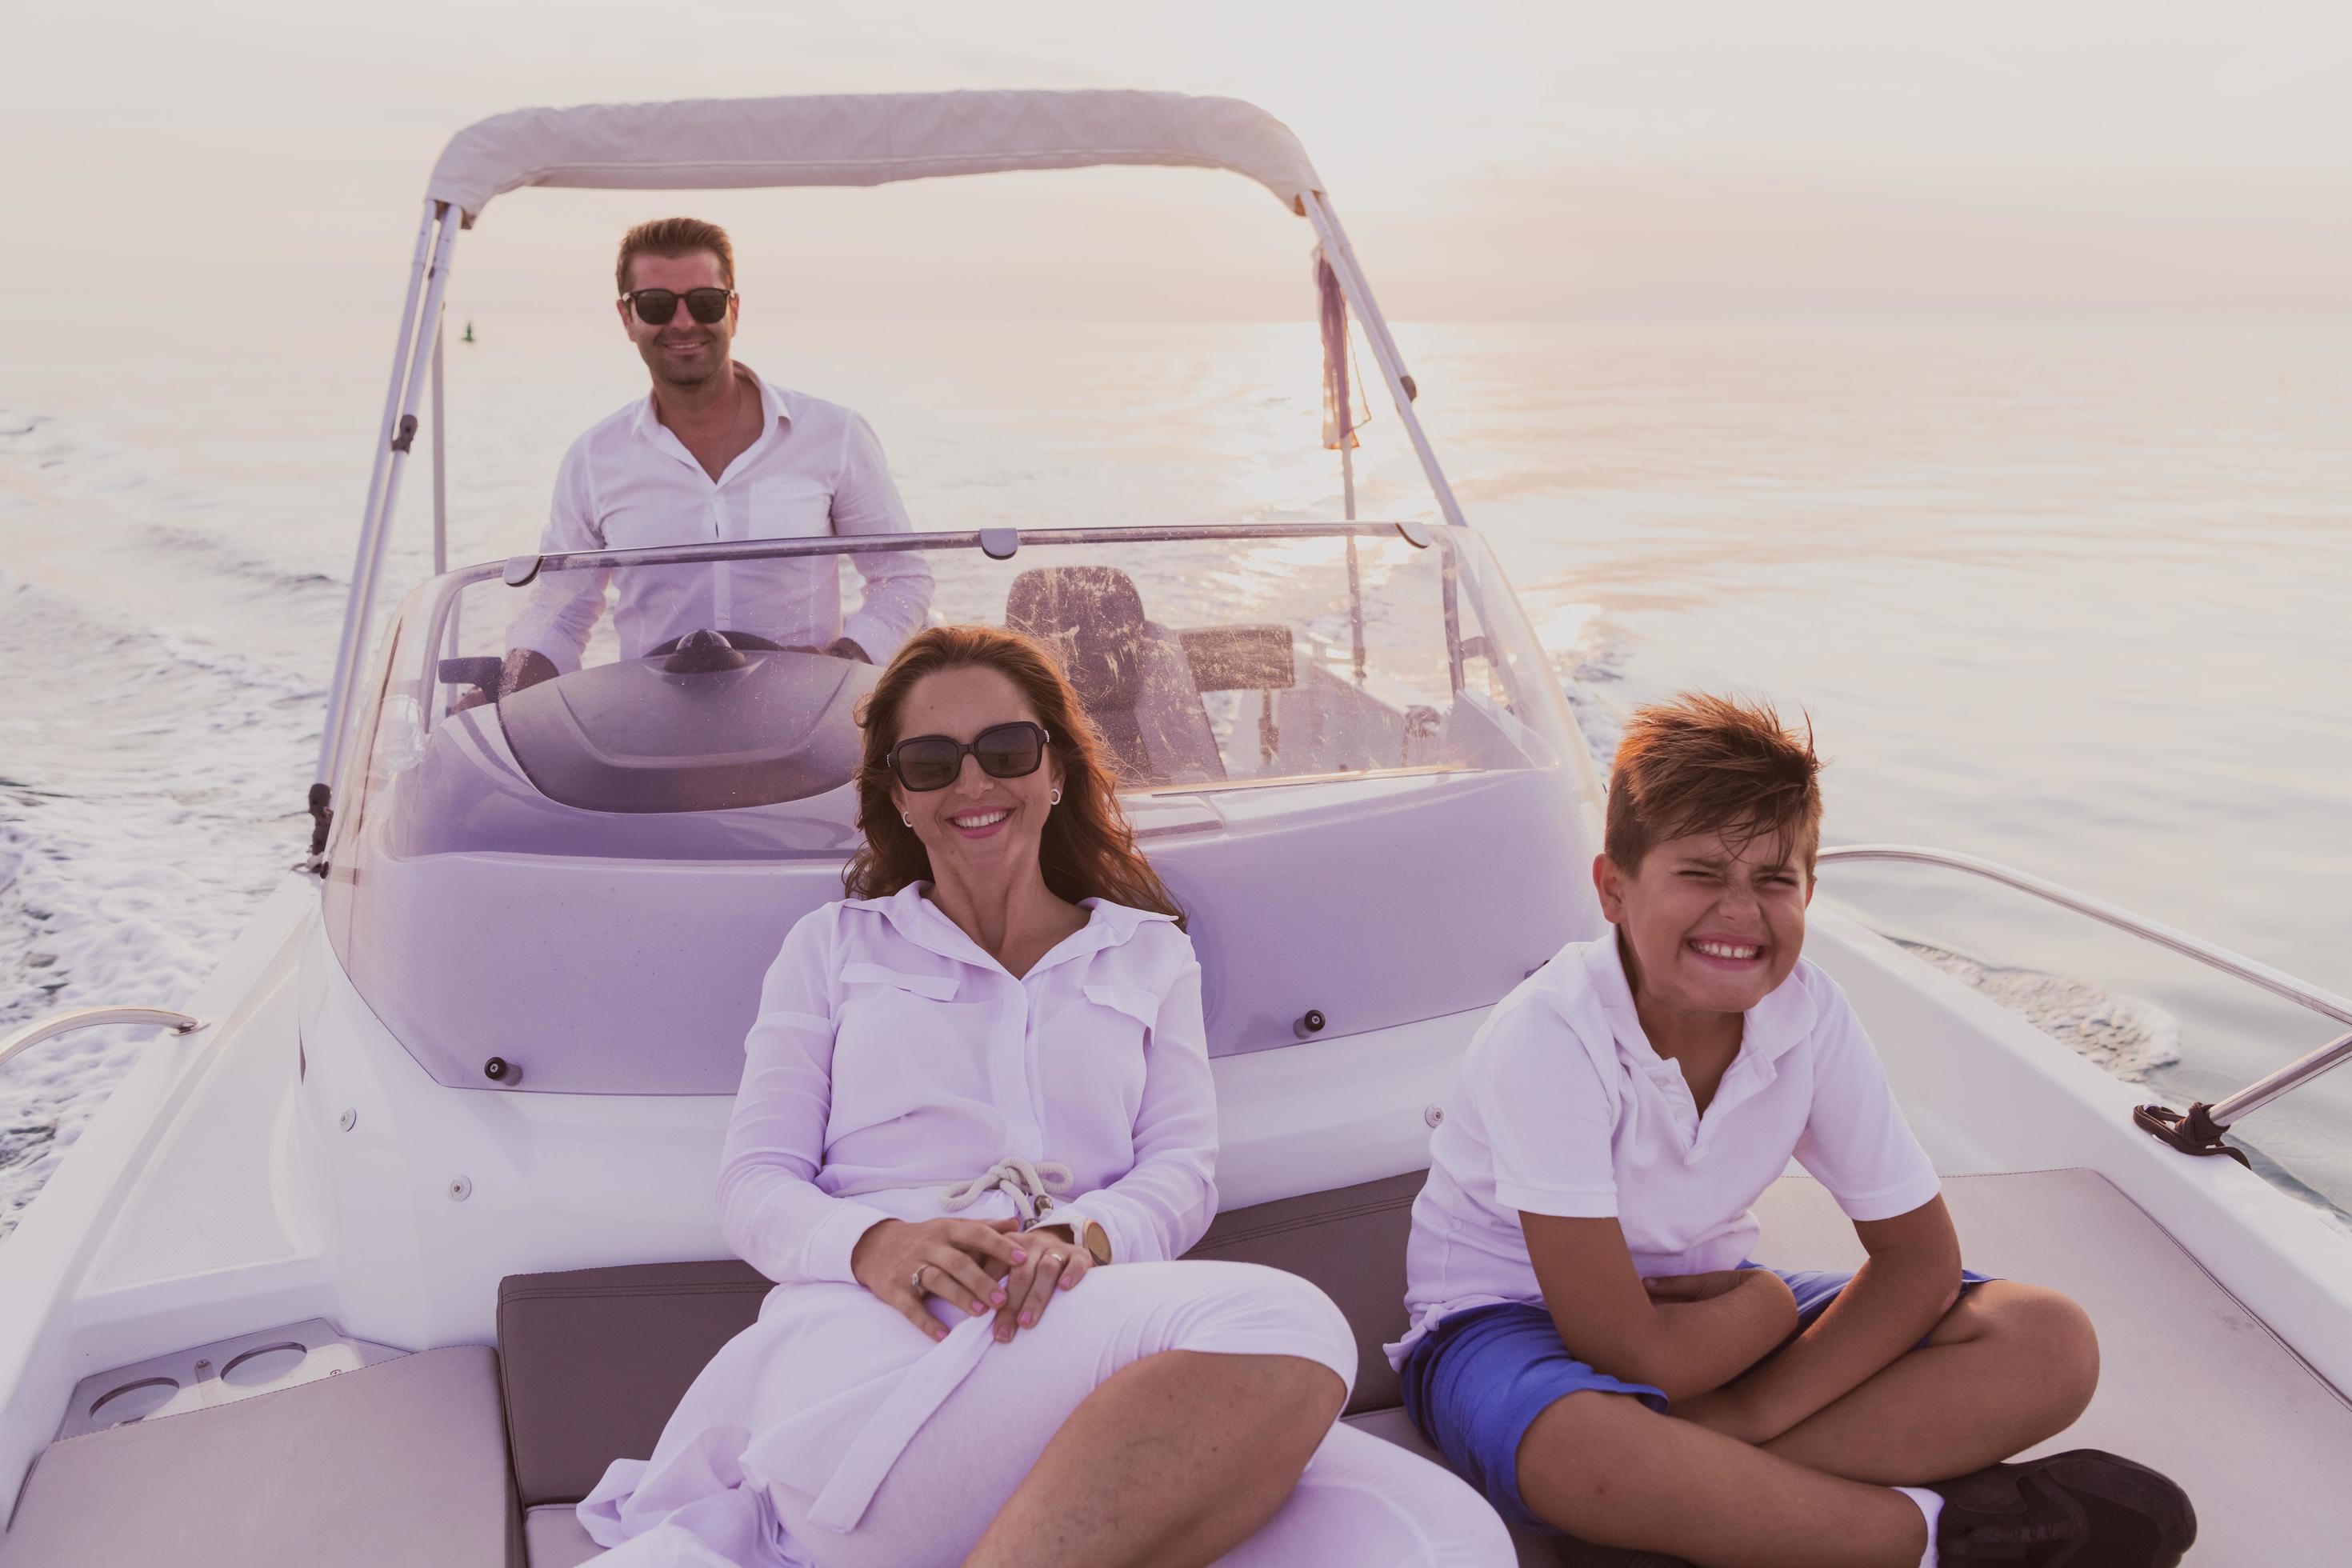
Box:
[1890,938,2183,1082]
[1,489,318,1238]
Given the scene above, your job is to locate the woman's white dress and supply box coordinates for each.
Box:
[577,884,1511,1567]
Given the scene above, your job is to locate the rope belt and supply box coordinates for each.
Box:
[938,1156,1073,1226]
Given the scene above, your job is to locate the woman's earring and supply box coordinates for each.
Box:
[901,812,914,827]
[1049,789,1062,806]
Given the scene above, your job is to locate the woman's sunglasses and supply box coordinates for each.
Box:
[621,287,735,326]
[886,722,1050,793]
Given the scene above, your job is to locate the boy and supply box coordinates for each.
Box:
[1391,694,2194,1567]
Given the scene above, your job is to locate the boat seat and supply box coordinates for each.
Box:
[494,1176,1430,1514]
[516,1410,1559,1568]
[1004,565,1226,786]
[497,1172,1565,1565]
[498,1259,777,1514]
[494,1166,2352,1566]
[0,1345,518,1568]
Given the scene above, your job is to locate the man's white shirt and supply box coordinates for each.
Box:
[1390,930,1942,1365]
[506,367,933,670]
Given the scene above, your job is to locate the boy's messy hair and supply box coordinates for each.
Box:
[1604,693,1823,875]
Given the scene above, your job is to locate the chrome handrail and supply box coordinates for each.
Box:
[0,1007,206,1074]
[2212,1029,2352,1126]
[1818,843,2351,1156]
[492,518,1454,585]
[1818,846,2352,1027]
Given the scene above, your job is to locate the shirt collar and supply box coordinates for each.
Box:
[843,882,1176,978]
[746,364,793,431]
[1580,926,1817,1068]
[626,362,793,448]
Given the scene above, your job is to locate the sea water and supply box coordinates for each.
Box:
[3,318,2348,1238]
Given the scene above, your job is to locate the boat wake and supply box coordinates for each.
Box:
[1547,610,1629,766]
[0,571,314,1242]
[1891,938,2182,1081]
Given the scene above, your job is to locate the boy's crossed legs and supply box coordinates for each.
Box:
[1748,1281,2094,1483]
[1515,1282,2101,1566]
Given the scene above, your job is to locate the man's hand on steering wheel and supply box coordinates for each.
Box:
[452,648,562,712]
[774,637,868,661]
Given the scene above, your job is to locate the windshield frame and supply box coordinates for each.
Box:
[417,520,1450,729]
[392,518,1568,807]
[498,518,1434,578]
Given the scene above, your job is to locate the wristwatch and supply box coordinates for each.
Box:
[1036,1217,1113,1266]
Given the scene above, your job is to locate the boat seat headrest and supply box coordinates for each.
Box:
[1003,566,1152,709]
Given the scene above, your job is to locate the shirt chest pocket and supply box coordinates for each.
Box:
[1038,982,1156,1125]
[827,964,986,1139]
[748,474,833,539]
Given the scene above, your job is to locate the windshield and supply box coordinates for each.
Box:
[339,524,1576,861]
[319,522,1600,1092]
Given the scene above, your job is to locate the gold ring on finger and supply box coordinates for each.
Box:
[911,1263,932,1293]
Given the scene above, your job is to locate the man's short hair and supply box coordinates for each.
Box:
[615,217,736,294]
[1604,692,1823,875]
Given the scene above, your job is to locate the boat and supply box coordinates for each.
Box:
[2,90,2348,1567]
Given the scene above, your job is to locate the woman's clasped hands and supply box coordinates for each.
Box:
[849,1215,1095,1346]
[991,1221,1096,1342]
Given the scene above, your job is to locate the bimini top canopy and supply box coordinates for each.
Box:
[426,89,1325,224]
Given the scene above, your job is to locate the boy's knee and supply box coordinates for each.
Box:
[1979,1282,2100,1414]
[1514,1390,1658,1514]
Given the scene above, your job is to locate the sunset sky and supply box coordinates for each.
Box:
[6,1,2350,341]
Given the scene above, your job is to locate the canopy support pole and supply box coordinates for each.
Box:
[1315,249,1359,523]
[1301,191,1467,529]
[310,200,462,865]
[431,316,448,576]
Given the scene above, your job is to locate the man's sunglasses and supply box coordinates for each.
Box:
[621,287,735,326]
[886,722,1050,793]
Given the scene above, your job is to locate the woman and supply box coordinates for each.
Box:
[579,626,1510,1568]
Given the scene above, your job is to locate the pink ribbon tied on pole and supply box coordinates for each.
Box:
[1316,250,1360,453]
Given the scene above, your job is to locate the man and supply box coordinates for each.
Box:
[482,217,931,700]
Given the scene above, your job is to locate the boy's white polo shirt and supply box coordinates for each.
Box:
[1390,930,1942,1365]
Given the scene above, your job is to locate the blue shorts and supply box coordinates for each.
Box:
[1398,1266,1993,1533]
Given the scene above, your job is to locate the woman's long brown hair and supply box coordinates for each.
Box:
[843,625,1185,928]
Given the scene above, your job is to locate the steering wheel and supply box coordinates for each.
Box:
[648,628,789,674]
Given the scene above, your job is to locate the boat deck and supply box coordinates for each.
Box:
[1759,1167,2352,1566]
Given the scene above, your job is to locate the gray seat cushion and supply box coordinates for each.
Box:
[499,1258,774,1508]
[0,1345,518,1568]
[496,1173,1428,1511]
[524,1504,602,1568]
[1181,1170,1423,1414]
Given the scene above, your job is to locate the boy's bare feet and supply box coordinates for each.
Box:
[1934,1450,2194,1566]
